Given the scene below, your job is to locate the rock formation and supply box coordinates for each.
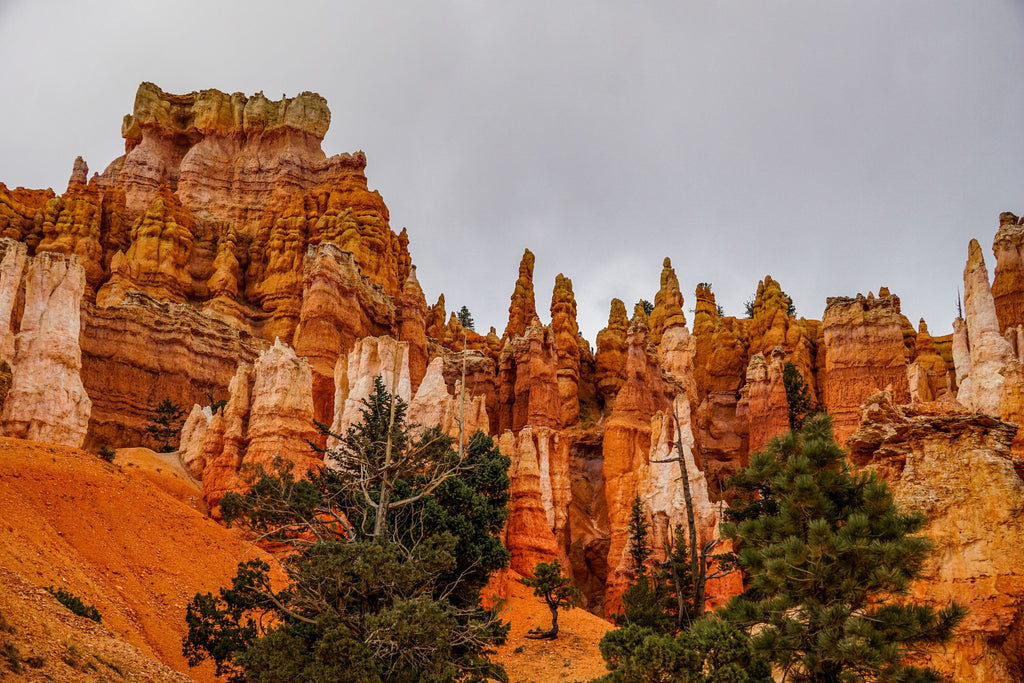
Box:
[648,257,686,345]
[821,292,910,441]
[550,274,581,427]
[504,249,537,339]
[849,392,1024,683]
[6,84,1024,673]
[200,339,319,508]
[408,357,489,440]
[992,212,1024,332]
[0,238,27,362]
[737,347,790,452]
[956,239,1016,417]
[331,336,412,438]
[594,298,629,409]
[0,251,91,447]
[81,294,266,449]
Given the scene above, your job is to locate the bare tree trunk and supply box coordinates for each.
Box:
[549,604,559,638]
[672,403,704,618]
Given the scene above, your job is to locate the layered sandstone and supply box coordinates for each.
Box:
[821,292,909,441]
[736,347,790,452]
[601,313,674,611]
[200,340,318,508]
[407,357,489,440]
[0,238,27,362]
[648,257,686,345]
[594,299,629,410]
[849,392,1024,683]
[992,212,1024,332]
[81,294,266,449]
[331,335,412,439]
[292,242,397,422]
[504,249,537,339]
[0,251,91,447]
[497,317,561,434]
[907,319,950,403]
[550,274,581,427]
[500,427,564,575]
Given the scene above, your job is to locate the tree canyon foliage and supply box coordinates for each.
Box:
[184,378,511,682]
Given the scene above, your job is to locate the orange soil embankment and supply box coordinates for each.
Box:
[489,569,614,683]
[0,437,272,682]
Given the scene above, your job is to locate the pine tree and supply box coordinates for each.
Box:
[782,361,814,430]
[719,414,966,682]
[456,305,475,330]
[522,560,580,640]
[184,378,511,682]
[146,398,186,452]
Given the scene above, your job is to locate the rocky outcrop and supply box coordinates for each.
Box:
[500,426,565,575]
[849,392,1024,683]
[601,313,674,610]
[0,252,91,447]
[821,292,909,441]
[907,319,950,403]
[648,258,686,345]
[408,357,489,440]
[96,187,196,306]
[292,243,396,423]
[200,340,319,508]
[179,404,213,478]
[992,212,1024,332]
[956,240,1016,416]
[594,299,629,410]
[736,347,790,452]
[550,274,581,427]
[503,249,537,339]
[0,238,27,362]
[331,336,412,439]
[497,317,561,433]
[81,293,267,449]
[398,267,429,392]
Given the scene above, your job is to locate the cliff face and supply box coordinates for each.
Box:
[849,392,1024,683]
[3,84,1024,673]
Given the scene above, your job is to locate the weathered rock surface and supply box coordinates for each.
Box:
[292,242,396,423]
[648,257,686,345]
[408,357,489,440]
[497,317,561,434]
[200,340,318,508]
[331,335,412,439]
[0,252,91,447]
[594,298,629,410]
[550,274,581,427]
[81,294,267,450]
[737,347,790,452]
[992,212,1024,332]
[500,426,562,575]
[849,392,1024,683]
[504,249,537,339]
[0,238,27,362]
[957,239,1016,416]
[179,404,213,478]
[821,292,910,441]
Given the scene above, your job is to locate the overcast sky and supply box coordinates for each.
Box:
[1,1,1022,342]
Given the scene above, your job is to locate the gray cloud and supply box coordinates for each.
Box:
[1,0,1022,340]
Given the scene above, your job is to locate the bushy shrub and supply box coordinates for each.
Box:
[46,587,101,623]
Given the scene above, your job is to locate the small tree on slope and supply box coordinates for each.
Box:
[720,413,966,682]
[522,560,580,640]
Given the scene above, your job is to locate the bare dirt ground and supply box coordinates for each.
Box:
[0,437,271,682]
[489,570,613,683]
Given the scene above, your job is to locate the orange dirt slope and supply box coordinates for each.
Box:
[0,437,273,681]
